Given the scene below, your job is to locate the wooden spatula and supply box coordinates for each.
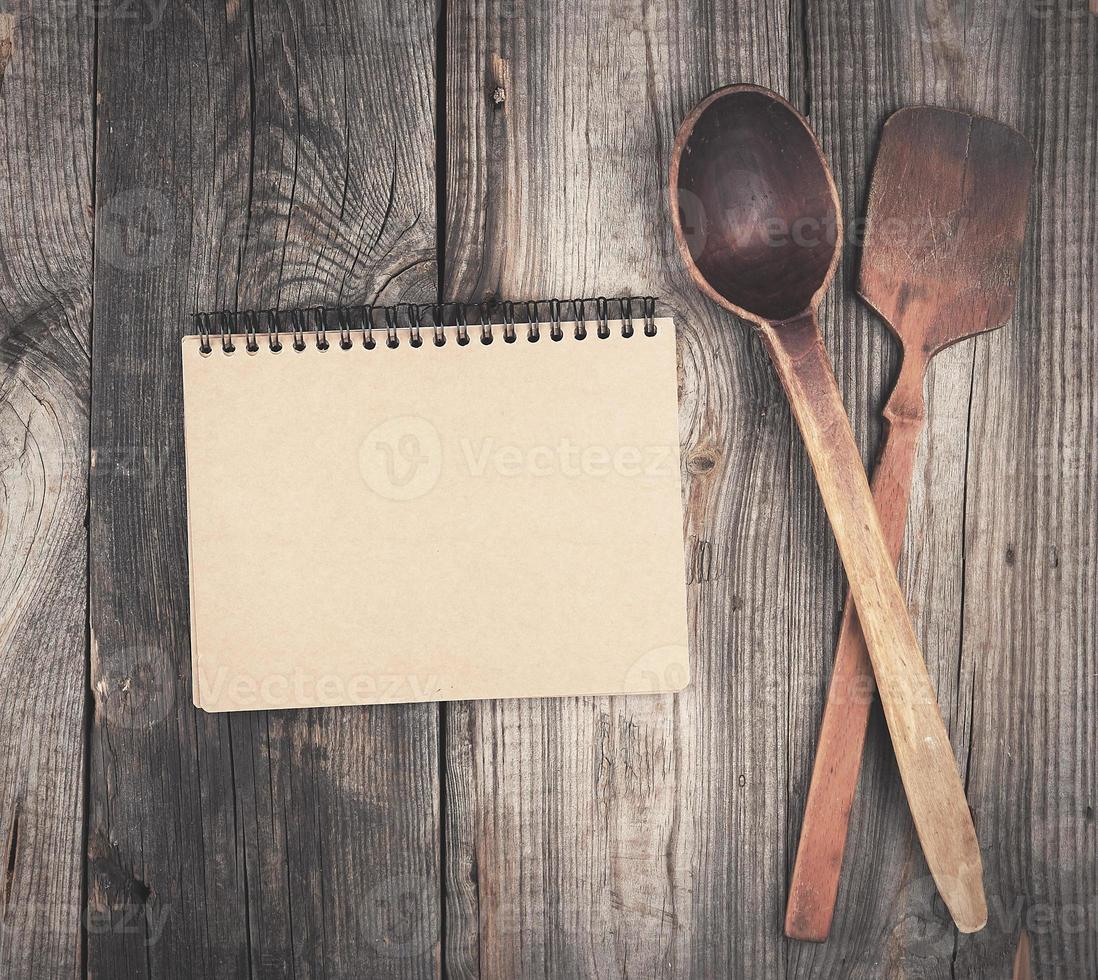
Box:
[785,107,1034,942]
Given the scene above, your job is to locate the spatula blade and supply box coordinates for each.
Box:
[859,107,1035,353]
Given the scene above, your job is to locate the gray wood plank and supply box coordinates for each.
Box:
[789,2,1096,978]
[956,8,1096,979]
[88,2,441,976]
[785,0,1013,972]
[0,6,91,978]
[2,0,1087,976]
[442,2,805,976]
[445,2,1097,978]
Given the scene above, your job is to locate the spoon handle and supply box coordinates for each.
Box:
[785,369,926,942]
[759,313,986,935]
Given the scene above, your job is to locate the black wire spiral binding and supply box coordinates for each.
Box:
[192,297,658,355]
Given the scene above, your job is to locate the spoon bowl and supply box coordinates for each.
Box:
[671,85,841,324]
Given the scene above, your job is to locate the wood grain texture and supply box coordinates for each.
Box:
[784,401,924,942]
[87,2,440,977]
[0,0,1091,977]
[669,84,985,936]
[791,1,1097,978]
[787,106,1034,943]
[763,314,984,934]
[0,6,91,978]
[955,5,1096,978]
[443,2,804,977]
[444,1,1097,976]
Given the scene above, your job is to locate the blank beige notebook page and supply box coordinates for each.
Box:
[182,317,689,711]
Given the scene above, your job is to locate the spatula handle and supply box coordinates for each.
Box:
[759,313,985,935]
[784,379,925,942]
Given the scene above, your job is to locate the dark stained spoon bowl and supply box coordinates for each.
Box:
[670,84,987,935]
[672,86,840,322]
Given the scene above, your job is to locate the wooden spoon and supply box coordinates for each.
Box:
[670,86,986,933]
[785,107,1034,942]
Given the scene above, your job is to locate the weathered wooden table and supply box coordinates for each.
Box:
[2,1,1095,977]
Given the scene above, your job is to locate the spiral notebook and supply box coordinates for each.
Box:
[182,299,690,712]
